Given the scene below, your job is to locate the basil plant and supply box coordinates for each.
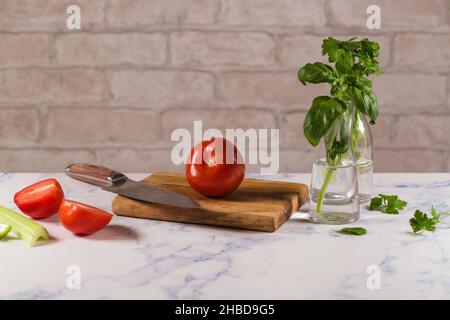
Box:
[298,37,381,212]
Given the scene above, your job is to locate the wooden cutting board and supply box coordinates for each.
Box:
[112,172,308,232]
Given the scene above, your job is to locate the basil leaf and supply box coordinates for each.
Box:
[324,119,342,162]
[348,77,372,90]
[341,41,361,52]
[336,227,367,236]
[350,87,378,123]
[298,62,335,85]
[361,38,380,57]
[335,49,354,74]
[322,37,340,62]
[303,96,347,146]
[324,113,350,163]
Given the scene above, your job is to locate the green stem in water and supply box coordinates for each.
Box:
[317,167,334,214]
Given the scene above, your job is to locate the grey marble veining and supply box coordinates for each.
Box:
[1,173,450,299]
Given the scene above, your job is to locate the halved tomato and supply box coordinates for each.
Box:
[14,178,64,219]
[59,199,112,236]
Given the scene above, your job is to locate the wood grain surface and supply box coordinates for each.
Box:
[112,172,308,232]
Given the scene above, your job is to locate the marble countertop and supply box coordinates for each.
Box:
[1,172,450,299]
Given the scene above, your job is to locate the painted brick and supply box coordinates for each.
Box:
[221,0,326,27]
[391,115,450,149]
[56,33,166,66]
[218,72,328,107]
[372,74,446,109]
[375,149,446,172]
[111,70,214,105]
[46,108,158,145]
[0,33,50,66]
[371,115,393,147]
[278,149,322,173]
[171,31,276,66]
[107,0,220,27]
[279,112,309,149]
[0,69,107,103]
[0,109,39,145]
[96,148,182,173]
[0,149,95,172]
[394,34,450,71]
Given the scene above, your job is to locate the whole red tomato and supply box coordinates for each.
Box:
[14,178,64,219]
[59,199,112,236]
[186,137,245,197]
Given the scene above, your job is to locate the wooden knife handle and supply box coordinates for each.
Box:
[65,163,127,188]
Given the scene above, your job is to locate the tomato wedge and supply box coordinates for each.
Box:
[14,178,64,219]
[59,199,112,236]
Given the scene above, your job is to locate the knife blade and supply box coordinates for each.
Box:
[65,163,199,209]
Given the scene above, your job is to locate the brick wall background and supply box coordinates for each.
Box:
[0,0,449,173]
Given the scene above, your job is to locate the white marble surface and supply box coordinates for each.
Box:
[1,172,450,299]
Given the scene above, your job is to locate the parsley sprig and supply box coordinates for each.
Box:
[369,194,407,214]
[409,206,450,233]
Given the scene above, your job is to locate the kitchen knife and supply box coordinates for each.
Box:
[65,163,199,209]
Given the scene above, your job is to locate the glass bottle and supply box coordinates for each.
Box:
[350,111,374,203]
[309,109,359,224]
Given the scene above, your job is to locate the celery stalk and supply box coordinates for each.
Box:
[0,225,12,239]
[0,205,49,246]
